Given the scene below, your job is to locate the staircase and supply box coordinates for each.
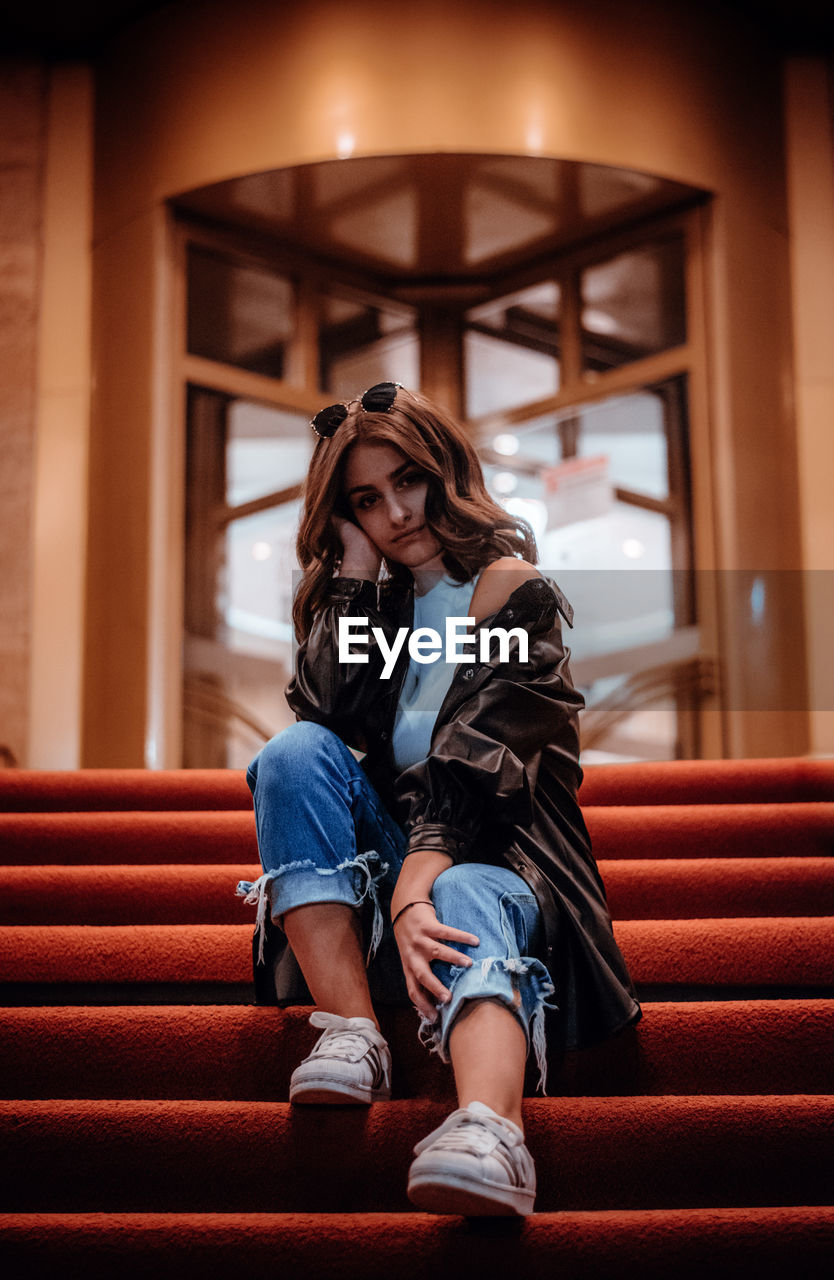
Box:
[1,759,833,1277]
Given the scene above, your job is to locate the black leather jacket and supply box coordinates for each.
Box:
[258,572,640,1052]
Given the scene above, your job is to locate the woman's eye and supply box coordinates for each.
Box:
[356,494,378,511]
[399,472,424,488]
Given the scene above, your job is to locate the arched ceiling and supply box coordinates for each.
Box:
[173,153,699,287]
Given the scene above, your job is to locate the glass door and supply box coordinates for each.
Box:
[177,185,712,765]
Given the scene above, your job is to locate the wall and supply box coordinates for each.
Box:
[93,0,789,236]
[83,0,810,763]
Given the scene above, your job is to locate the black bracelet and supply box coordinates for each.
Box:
[391,900,434,929]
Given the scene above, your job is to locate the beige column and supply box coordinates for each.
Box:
[784,57,834,757]
[0,62,46,769]
[29,65,93,767]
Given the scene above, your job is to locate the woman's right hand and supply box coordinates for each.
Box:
[393,901,480,1022]
[332,516,381,580]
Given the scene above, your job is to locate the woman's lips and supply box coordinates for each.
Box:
[393,525,425,543]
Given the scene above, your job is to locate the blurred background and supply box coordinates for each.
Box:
[2,0,832,769]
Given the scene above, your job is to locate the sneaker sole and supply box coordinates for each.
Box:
[407,1170,535,1217]
[289,1078,391,1105]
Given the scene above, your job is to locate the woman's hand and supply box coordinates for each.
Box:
[393,901,480,1022]
[332,515,381,580]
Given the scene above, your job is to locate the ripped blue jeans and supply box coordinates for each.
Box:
[239,720,557,1091]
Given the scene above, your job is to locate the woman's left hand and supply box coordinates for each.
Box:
[393,902,479,1022]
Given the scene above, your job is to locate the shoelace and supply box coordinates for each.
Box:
[304,1012,391,1086]
[414,1108,524,1182]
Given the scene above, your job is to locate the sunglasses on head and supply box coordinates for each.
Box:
[311,381,402,438]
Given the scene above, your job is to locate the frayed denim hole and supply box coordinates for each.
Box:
[430,960,528,1066]
[430,956,558,1093]
[523,965,558,1095]
[238,860,329,963]
[417,1014,447,1062]
[338,849,390,962]
[237,850,389,967]
[498,891,536,957]
[237,869,283,964]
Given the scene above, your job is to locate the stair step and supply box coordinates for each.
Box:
[4,757,832,812]
[2,763,832,1275]
[588,803,834,860]
[1,1096,832,1213]
[0,864,261,925]
[3,857,834,924]
[615,916,834,985]
[2,801,832,865]
[0,769,251,813]
[0,811,259,865]
[1,1001,832,1100]
[578,757,834,806]
[2,919,832,988]
[3,1207,834,1280]
[603,857,834,917]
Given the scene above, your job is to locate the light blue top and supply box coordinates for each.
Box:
[392,573,480,771]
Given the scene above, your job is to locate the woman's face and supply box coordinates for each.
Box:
[342,441,444,570]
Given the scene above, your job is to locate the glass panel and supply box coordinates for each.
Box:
[464,176,561,265]
[183,501,299,770]
[482,413,560,470]
[543,509,675,646]
[328,182,420,272]
[534,499,682,764]
[574,391,667,500]
[222,504,299,656]
[464,282,561,417]
[480,388,668,500]
[319,294,419,397]
[479,380,696,764]
[184,385,307,768]
[226,401,313,506]
[484,465,675,630]
[465,333,559,418]
[581,237,686,372]
[579,163,665,219]
[187,246,294,377]
[469,281,561,329]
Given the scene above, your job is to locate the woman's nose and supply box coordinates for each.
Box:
[386,494,410,523]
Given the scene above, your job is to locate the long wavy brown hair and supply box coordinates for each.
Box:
[293,387,537,642]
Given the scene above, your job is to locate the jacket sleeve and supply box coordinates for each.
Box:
[285,577,402,752]
[393,577,584,862]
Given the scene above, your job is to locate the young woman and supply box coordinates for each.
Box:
[239,382,640,1217]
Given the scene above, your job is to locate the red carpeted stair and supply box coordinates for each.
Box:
[1,758,833,1277]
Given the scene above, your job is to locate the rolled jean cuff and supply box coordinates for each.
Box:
[237,849,390,966]
[419,955,558,1094]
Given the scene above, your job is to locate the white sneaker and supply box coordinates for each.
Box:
[407,1101,536,1216]
[289,1011,392,1105]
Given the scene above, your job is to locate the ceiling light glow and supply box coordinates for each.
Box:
[493,471,518,495]
[336,132,355,159]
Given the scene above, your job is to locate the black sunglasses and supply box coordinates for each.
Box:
[311,381,401,438]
